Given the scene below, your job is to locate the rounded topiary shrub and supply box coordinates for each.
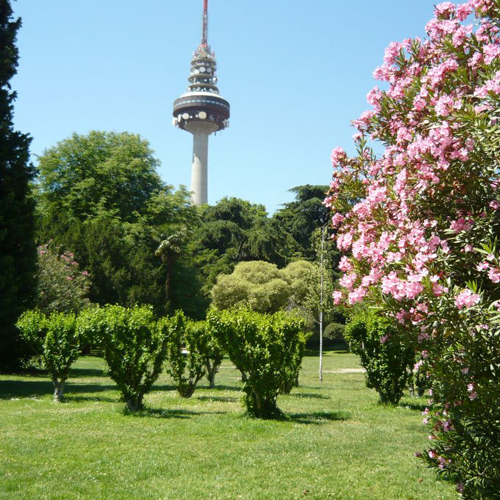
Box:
[207,308,308,418]
[344,312,414,405]
[323,322,345,341]
[77,305,180,412]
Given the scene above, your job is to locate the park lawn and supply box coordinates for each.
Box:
[0,350,456,500]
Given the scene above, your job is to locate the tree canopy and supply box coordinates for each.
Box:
[37,131,164,223]
[35,131,199,314]
[211,260,315,313]
[190,197,297,296]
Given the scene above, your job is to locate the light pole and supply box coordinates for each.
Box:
[319,225,325,382]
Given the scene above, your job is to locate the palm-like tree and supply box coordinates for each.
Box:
[155,227,187,310]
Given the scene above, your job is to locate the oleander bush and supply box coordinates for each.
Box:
[207,308,307,418]
[326,0,500,495]
[36,243,91,314]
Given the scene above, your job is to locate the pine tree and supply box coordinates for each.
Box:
[0,0,37,370]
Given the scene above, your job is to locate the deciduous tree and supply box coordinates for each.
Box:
[36,131,198,314]
[211,260,313,313]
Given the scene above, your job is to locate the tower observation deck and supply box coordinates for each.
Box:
[173,0,230,206]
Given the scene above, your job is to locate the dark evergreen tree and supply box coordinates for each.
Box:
[273,185,330,260]
[0,0,37,370]
[190,197,297,296]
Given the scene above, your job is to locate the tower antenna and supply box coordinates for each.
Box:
[201,0,209,46]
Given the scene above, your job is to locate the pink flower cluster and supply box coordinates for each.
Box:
[455,289,480,310]
[328,0,500,321]
[476,256,500,283]
[428,449,452,469]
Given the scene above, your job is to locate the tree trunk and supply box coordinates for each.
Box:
[254,392,262,415]
[178,383,196,398]
[52,378,65,402]
[165,254,177,312]
[208,369,216,388]
[126,393,144,412]
[206,361,217,388]
[165,268,172,309]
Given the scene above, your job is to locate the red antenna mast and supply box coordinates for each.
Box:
[201,0,209,46]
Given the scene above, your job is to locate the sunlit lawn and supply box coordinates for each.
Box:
[0,350,456,500]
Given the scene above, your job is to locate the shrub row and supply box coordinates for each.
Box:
[16,306,307,417]
[17,306,223,410]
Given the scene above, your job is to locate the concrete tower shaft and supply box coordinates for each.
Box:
[172,0,230,206]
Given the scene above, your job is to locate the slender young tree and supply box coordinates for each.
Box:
[0,0,37,370]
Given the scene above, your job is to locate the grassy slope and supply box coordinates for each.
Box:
[0,351,455,500]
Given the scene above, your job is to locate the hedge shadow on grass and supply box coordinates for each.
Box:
[398,402,428,412]
[197,384,242,392]
[64,393,117,403]
[128,407,228,419]
[69,368,105,378]
[305,345,349,357]
[0,380,117,400]
[286,410,350,425]
[148,384,178,393]
[290,392,331,400]
[196,395,239,403]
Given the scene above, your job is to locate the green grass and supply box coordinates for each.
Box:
[0,351,456,500]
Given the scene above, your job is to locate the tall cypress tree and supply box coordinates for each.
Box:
[0,0,36,370]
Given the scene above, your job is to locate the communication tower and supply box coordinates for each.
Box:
[173,0,230,205]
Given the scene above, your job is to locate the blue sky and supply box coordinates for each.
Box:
[12,0,440,213]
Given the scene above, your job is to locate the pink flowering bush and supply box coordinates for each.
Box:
[36,243,91,313]
[326,1,500,497]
